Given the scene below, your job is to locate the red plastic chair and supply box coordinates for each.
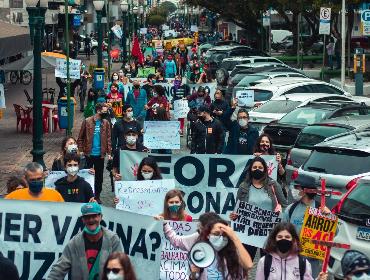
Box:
[42,106,59,133]
[13,104,32,132]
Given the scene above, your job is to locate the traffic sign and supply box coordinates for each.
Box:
[319,7,331,35]
[320,7,331,20]
[361,10,370,22]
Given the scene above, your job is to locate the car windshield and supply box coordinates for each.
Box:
[340,182,370,222]
[210,52,228,64]
[237,75,266,87]
[253,90,274,102]
[253,100,301,114]
[279,107,331,125]
[303,148,370,176]
[295,125,350,149]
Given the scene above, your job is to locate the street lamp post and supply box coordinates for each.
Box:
[120,0,129,62]
[133,6,138,35]
[93,0,104,68]
[25,0,47,167]
[139,5,144,28]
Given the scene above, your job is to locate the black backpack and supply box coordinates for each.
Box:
[263,254,306,280]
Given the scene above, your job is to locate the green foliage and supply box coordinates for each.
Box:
[147,14,167,27]
[160,1,177,14]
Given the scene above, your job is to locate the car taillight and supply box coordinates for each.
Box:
[345,176,363,191]
[286,150,292,166]
[291,169,299,180]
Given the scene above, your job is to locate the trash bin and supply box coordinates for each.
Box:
[93,68,105,90]
[58,97,76,129]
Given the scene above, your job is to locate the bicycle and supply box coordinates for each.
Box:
[9,70,32,85]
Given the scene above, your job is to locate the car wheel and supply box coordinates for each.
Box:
[215,68,229,86]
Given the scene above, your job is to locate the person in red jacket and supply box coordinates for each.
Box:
[145,84,169,119]
[155,189,193,222]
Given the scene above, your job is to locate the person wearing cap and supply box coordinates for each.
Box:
[282,173,331,278]
[112,126,147,180]
[47,202,123,280]
[187,86,211,109]
[341,250,370,280]
[190,105,224,154]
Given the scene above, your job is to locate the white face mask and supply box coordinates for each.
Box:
[352,273,370,280]
[113,75,119,81]
[126,112,133,119]
[66,144,78,154]
[209,235,228,251]
[106,271,124,280]
[141,171,153,180]
[126,136,137,145]
[66,166,79,177]
[291,188,301,201]
[238,119,248,127]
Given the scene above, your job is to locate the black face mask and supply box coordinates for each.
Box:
[134,85,140,89]
[100,112,108,119]
[276,239,293,254]
[251,169,265,180]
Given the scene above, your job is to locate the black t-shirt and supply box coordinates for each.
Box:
[84,233,103,273]
[0,253,19,280]
[238,127,249,155]
[55,176,94,202]
[113,144,146,171]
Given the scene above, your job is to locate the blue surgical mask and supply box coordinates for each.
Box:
[209,235,228,251]
[168,204,181,213]
[83,225,101,235]
[28,180,44,194]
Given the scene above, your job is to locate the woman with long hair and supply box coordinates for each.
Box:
[155,189,192,221]
[164,212,253,280]
[107,72,124,95]
[230,156,287,261]
[102,252,137,280]
[255,222,316,280]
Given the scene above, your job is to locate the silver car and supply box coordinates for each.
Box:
[296,129,370,208]
[286,115,370,185]
[329,176,370,278]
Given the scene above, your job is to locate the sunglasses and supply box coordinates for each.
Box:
[106,268,122,274]
[352,268,370,277]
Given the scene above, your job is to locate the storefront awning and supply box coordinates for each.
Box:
[0,21,31,60]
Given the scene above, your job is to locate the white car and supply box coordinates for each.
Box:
[248,93,361,133]
[219,56,285,74]
[79,34,99,54]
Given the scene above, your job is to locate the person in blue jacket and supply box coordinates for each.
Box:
[224,108,259,155]
[125,80,147,125]
[164,54,177,78]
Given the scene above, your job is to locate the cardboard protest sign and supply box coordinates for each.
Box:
[160,221,197,280]
[55,58,81,79]
[45,169,95,192]
[115,179,175,216]
[236,90,254,107]
[106,95,123,118]
[231,201,282,248]
[111,24,123,39]
[144,121,180,150]
[120,151,277,218]
[299,207,338,260]
[173,99,190,119]
[0,200,163,280]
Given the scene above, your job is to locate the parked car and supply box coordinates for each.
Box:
[329,176,370,278]
[294,129,370,208]
[271,29,292,44]
[285,115,370,184]
[248,94,361,133]
[79,34,99,54]
[219,56,284,75]
[263,100,370,153]
[272,34,323,54]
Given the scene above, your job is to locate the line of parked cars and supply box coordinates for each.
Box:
[207,43,370,279]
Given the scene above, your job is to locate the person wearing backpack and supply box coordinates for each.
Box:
[255,222,314,280]
[282,174,331,278]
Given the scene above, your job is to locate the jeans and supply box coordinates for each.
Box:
[328,55,333,69]
[86,155,104,197]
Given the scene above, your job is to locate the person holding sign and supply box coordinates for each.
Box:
[230,157,287,260]
[106,83,124,120]
[107,72,125,95]
[255,222,315,280]
[145,85,170,120]
[155,189,193,222]
[102,252,137,280]
[48,202,123,280]
[164,213,253,280]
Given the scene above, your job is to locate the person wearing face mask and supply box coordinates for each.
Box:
[191,105,224,154]
[47,202,123,280]
[163,212,253,280]
[224,108,259,155]
[5,162,64,202]
[154,189,193,221]
[142,74,157,100]
[187,86,211,110]
[282,174,331,278]
[164,54,177,78]
[341,250,370,280]
[145,85,170,120]
[125,81,147,126]
[78,103,112,204]
[230,157,287,261]
[107,72,124,95]
[112,105,142,153]
[106,83,124,120]
[118,69,129,85]
[112,127,147,181]
[54,153,94,203]
[172,75,190,136]
[102,252,137,280]
[255,222,316,280]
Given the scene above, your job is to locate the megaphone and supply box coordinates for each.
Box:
[189,241,215,268]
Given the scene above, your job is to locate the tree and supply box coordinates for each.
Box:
[160,1,177,15]
[146,14,167,27]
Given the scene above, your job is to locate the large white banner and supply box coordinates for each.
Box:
[0,200,163,280]
[55,58,81,79]
[160,221,197,280]
[144,121,180,150]
[120,151,277,218]
[45,169,95,192]
[115,179,175,216]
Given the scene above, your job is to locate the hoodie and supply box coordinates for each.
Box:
[256,253,314,280]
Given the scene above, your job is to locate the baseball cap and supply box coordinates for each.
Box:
[81,202,102,216]
[293,174,318,190]
[124,126,138,135]
[341,250,370,277]
[198,105,211,114]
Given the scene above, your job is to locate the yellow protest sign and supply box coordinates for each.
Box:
[299,207,338,261]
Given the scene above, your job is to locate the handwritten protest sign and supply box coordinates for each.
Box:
[299,207,338,260]
[115,179,175,216]
[144,121,180,149]
[45,169,95,192]
[160,221,197,280]
[121,151,277,218]
[0,200,162,280]
[55,58,81,79]
[173,99,189,119]
[232,201,282,248]
[111,24,123,39]
[236,90,254,107]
